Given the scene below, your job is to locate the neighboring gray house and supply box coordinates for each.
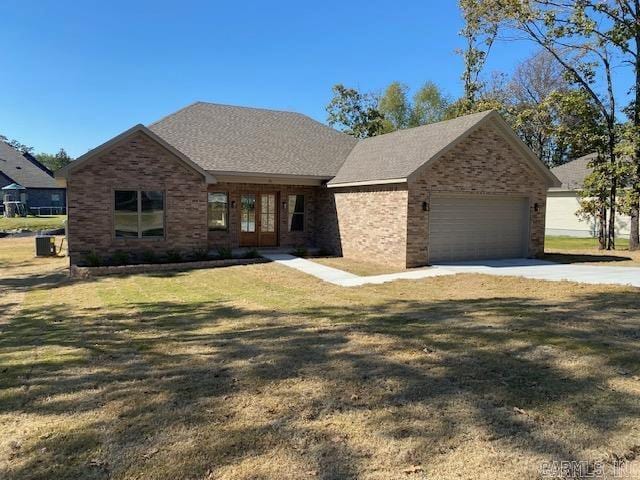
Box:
[0,141,66,213]
[546,153,631,237]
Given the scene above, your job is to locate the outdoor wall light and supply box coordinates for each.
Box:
[231,200,236,209]
[534,202,540,212]
[282,201,287,210]
[422,201,429,212]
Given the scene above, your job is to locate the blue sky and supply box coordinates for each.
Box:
[0,1,579,157]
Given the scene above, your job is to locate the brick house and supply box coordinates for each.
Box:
[1,141,66,213]
[56,102,560,267]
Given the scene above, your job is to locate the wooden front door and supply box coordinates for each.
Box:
[239,193,278,247]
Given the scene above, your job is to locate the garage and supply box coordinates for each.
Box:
[428,194,530,263]
[326,110,560,268]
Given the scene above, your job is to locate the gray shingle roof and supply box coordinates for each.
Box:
[148,102,358,178]
[550,153,596,190]
[0,142,58,188]
[328,110,496,185]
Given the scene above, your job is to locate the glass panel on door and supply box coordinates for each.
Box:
[260,194,276,233]
[240,194,256,232]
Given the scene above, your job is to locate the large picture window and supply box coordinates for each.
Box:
[114,190,164,238]
[208,192,228,230]
[287,194,304,232]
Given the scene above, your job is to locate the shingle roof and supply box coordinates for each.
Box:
[328,110,495,185]
[550,153,596,190]
[59,102,559,188]
[0,142,58,188]
[148,102,358,178]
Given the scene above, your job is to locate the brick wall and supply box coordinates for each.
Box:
[321,185,409,268]
[406,125,548,267]
[66,131,208,265]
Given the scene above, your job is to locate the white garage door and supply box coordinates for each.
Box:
[428,195,529,263]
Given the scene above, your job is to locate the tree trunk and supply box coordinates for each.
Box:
[607,131,617,250]
[631,0,640,250]
[631,203,640,250]
[599,204,607,250]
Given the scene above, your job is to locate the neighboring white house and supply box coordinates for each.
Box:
[546,153,631,238]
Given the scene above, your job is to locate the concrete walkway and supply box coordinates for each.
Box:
[259,253,455,287]
[261,253,640,289]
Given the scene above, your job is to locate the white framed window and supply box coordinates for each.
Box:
[208,192,228,230]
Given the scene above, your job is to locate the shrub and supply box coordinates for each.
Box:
[293,245,308,258]
[141,250,157,264]
[85,251,102,267]
[243,248,260,259]
[216,246,232,260]
[111,251,130,266]
[166,250,183,263]
[316,247,332,257]
[192,248,210,261]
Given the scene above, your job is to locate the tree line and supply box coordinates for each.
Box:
[326,0,640,252]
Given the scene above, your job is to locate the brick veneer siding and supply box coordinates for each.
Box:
[321,185,409,268]
[406,125,548,267]
[66,131,208,265]
[207,183,318,249]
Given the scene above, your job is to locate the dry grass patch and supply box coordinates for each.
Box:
[1,237,640,479]
[311,257,404,276]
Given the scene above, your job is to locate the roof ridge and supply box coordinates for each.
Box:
[357,109,495,143]
[192,101,306,116]
[148,101,356,139]
[147,101,202,128]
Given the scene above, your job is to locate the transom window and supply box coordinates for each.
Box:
[287,194,304,232]
[208,192,228,230]
[114,190,164,238]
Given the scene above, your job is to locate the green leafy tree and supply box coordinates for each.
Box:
[460,0,625,249]
[457,0,499,111]
[378,82,411,131]
[409,81,450,126]
[36,148,74,172]
[378,81,450,132]
[326,84,385,138]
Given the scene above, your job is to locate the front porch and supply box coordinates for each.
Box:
[206,181,324,251]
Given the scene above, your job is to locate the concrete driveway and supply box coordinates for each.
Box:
[262,254,640,288]
[433,258,640,288]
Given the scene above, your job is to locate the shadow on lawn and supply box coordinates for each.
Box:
[1,289,640,479]
[543,252,633,264]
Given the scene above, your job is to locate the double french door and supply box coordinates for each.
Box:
[239,193,278,247]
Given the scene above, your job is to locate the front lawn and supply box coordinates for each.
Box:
[545,235,640,266]
[0,215,66,232]
[1,236,640,479]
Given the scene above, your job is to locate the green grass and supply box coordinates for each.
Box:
[544,235,639,265]
[545,235,630,250]
[0,215,66,232]
[1,236,640,479]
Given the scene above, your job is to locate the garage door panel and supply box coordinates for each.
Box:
[428,195,529,263]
